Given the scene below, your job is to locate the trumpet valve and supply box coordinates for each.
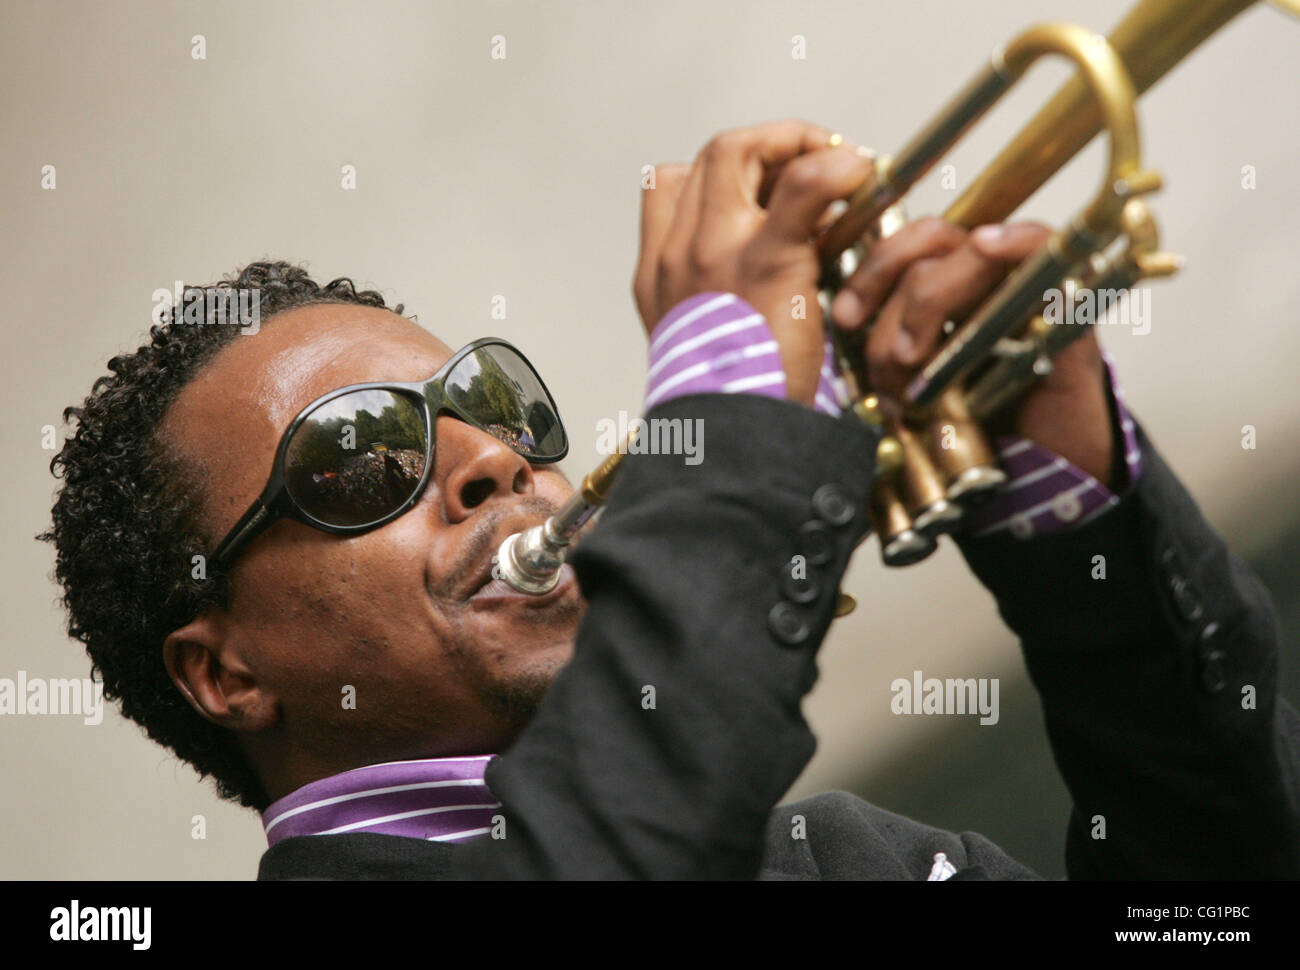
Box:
[893,421,964,538]
[924,389,1007,505]
[947,464,1008,503]
[869,474,938,567]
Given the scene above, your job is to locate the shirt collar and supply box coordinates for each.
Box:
[261,754,500,847]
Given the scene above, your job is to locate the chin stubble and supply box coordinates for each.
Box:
[442,569,583,732]
[431,495,583,736]
[447,603,580,736]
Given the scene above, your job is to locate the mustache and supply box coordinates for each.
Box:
[431,496,561,602]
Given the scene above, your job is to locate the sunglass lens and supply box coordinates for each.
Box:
[443,345,566,458]
[285,390,427,527]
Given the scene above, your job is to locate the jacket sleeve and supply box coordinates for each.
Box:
[448,393,881,879]
[957,419,1300,878]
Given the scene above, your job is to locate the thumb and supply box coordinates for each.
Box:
[760,145,876,248]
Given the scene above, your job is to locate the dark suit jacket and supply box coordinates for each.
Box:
[258,393,1300,880]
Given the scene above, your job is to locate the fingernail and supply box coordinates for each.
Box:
[832,290,864,327]
[972,224,1005,247]
[893,327,914,361]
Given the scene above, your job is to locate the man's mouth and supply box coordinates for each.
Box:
[460,514,584,605]
[469,562,577,605]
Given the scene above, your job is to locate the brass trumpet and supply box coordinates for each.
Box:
[495,0,1297,594]
[819,0,1295,567]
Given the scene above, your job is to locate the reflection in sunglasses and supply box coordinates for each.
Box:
[484,422,537,453]
[287,390,428,526]
[299,446,426,525]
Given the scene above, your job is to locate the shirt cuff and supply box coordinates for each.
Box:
[643,294,1144,540]
[644,293,848,418]
[959,345,1144,540]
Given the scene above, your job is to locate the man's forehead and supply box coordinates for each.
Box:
[192,303,454,428]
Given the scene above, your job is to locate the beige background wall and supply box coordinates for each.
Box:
[2,0,1297,878]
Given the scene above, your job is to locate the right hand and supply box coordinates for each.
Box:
[827,217,1117,486]
[632,120,875,406]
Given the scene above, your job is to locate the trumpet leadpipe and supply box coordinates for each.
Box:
[493,491,600,595]
[493,436,632,595]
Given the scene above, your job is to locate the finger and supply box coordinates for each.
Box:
[830,216,966,330]
[758,137,872,211]
[658,155,707,278]
[757,144,876,250]
[987,328,1104,440]
[634,163,690,319]
[639,163,690,258]
[661,120,836,297]
[697,119,836,235]
[653,155,710,312]
[968,221,1053,262]
[866,242,1011,399]
[811,150,877,233]
[866,257,941,401]
[815,199,850,234]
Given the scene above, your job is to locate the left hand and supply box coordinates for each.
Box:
[828,218,1117,488]
[632,120,875,406]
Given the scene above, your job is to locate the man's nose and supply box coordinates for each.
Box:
[433,413,535,522]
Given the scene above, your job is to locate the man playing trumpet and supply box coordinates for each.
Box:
[44,119,1299,879]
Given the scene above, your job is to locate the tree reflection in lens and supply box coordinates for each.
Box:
[286,390,426,526]
[446,348,562,457]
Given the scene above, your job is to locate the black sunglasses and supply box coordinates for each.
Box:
[211,337,568,568]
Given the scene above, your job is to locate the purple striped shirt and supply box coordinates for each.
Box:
[645,292,848,417]
[261,755,500,846]
[645,292,1142,538]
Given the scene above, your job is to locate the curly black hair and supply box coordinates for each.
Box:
[39,261,404,811]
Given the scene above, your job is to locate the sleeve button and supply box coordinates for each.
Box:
[798,521,834,566]
[1170,577,1204,623]
[812,484,855,527]
[1201,651,1227,693]
[781,566,820,604]
[1196,621,1221,661]
[768,602,810,646]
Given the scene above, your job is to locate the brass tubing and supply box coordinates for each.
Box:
[819,21,1149,273]
[944,0,1258,228]
[949,22,1145,236]
[580,446,628,505]
[902,21,1155,408]
[815,63,1010,265]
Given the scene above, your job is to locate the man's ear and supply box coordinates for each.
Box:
[162,613,279,731]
